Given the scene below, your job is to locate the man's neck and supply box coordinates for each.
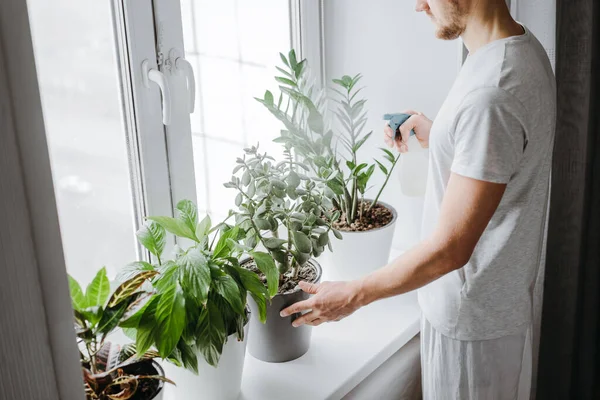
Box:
[461,0,524,54]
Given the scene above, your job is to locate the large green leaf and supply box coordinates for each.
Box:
[213,275,244,315]
[85,267,110,307]
[235,266,268,323]
[81,306,103,327]
[195,215,211,243]
[120,294,154,329]
[179,248,211,304]
[176,200,198,237]
[292,231,312,254]
[107,270,158,308]
[213,227,240,259]
[155,283,186,357]
[148,216,197,241]
[116,261,155,282]
[177,339,199,374]
[154,261,180,292]
[196,304,227,367]
[136,221,166,259]
[250,251,279,297]
[96,299,130,335]
[136,295,160,357]
[68,275,86,311]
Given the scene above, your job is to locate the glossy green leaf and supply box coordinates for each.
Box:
[213,226,241,259]
[235,266,268,323]
[148,216,197,241]
[136,221,166,259]
[155,283,186,358]
[177,339,199,374]
[81,306,103,327]
[135,295,160,357]
[107,270,158,308]
[196,304,227,367]
[177,199,199,235]
[214,275,245,315]
[251,251,279,297]
[85,267,110,307]
[179,248,211,304]
[96,299,129,335]
[195,215,212,243]
[68,275,86,311]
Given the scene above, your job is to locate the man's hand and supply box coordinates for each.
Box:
[384,110,432,153]
[280,281,364,327]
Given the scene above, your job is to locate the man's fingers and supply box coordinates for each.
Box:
[292,311,318,328]
[298,281,319,294]
[280,299,313,317]
[384,123,394,138]
[398,115,419,148]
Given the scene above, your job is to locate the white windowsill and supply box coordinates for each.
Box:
[240,250,421,400]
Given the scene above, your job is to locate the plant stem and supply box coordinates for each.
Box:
[369,155,401,212]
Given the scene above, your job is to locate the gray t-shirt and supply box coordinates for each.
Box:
[418,26,556,341]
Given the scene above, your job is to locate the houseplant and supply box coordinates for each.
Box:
[68,267,172,400]
[120,200,267,400]
[255,50,400,280]
[225,143,337,362]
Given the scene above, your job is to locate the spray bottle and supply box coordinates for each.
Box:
[383,113,429,197]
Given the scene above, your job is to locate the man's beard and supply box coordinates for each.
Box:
[435,1,467,40]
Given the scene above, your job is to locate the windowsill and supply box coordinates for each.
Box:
[240,250,421,400]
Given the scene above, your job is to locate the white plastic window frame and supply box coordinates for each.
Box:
[111,0,196,257]
[143,0,325,227]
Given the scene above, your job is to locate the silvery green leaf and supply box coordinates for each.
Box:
[253,218,272,230]
[332,229,343,240]
[233,164,243,174]
[263,237,287,250]
[242,170,251,186]
[235,193,243,207]
[292,231,312,254]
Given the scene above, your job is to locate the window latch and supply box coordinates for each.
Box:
[141,59,172,125]
[170,48,196,113]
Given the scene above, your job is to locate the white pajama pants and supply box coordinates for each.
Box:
[421,316,532,400]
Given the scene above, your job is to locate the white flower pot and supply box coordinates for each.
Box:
[320,201,397,281]
[162,324,249,400]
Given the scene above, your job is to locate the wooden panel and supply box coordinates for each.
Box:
[537,0,596,398]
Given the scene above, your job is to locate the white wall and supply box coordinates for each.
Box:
[323,0,459,249]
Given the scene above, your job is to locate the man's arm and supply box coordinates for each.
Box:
[356,172,506,306]
[281,172,507,326]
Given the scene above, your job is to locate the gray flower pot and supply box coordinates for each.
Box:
[244,258,322,363]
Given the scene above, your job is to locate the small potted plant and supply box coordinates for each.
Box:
[68,268,172,400]
[256,50,400,280]
[225,144,337,362]
[120,200,267,400]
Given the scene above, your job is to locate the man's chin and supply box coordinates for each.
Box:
[434,25,462,41]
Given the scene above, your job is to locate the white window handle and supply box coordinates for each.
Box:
[142,59,172,125]
[171,49,196,113]
[175,57,196,113]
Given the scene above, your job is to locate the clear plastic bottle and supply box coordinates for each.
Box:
[398,135,429,197]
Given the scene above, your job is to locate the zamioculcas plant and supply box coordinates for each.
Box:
[225,144,337,294]
[255,50,400,230]
[119,200,268,369]
[68,268,172,400]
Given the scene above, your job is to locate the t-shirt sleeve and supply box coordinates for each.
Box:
[450,87,527,184]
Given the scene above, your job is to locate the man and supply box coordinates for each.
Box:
[281,0,556,398]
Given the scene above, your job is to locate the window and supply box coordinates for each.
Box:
[180,0,293,222]
[27,0,141,284]
[26,0,312,282]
